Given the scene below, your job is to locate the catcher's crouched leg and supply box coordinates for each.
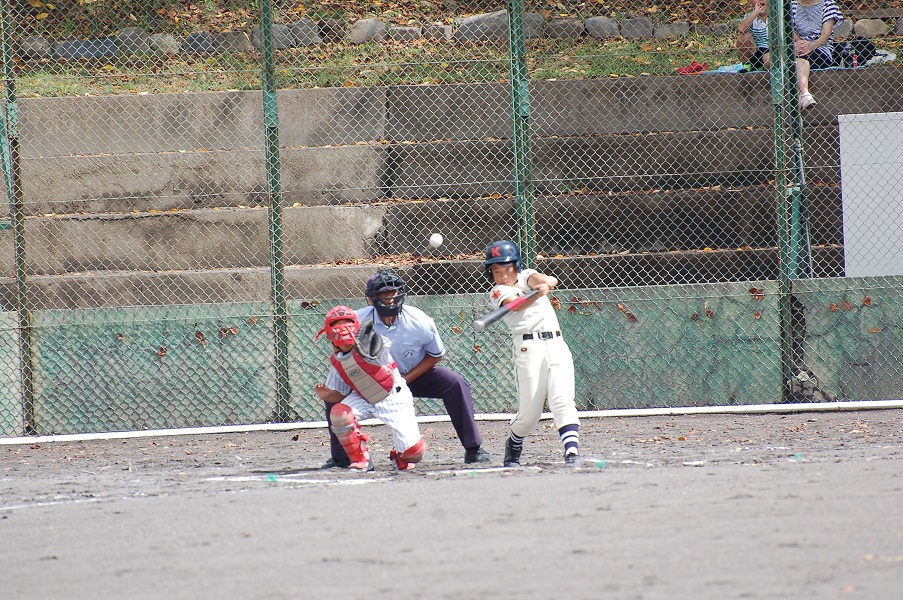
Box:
[329,403,372,471]
[390,438,426,471]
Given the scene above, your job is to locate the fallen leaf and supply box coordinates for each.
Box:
[829,303,839,312]
[863,295,872,306]
[841,300,853,311]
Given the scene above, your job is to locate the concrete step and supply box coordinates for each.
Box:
[1,185,841,278]
[373,186,842,256]
[6,69,898,214]
[0,245,843,310]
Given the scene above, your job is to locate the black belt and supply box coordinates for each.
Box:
[522,331,561,340]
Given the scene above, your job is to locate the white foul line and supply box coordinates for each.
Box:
[0,497,100,512]
[3,399,902,446]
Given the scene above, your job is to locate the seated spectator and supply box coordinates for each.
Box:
[737,0,771,71]
[792,0,844,108]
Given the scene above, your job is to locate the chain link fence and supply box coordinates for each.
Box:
[1,0,901,437]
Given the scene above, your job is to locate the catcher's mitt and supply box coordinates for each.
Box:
[353,319,384,361]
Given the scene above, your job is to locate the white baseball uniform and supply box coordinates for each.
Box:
[489,268,578,438]
[324,338,423,453]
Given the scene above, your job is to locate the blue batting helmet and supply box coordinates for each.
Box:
[484,240,523,276]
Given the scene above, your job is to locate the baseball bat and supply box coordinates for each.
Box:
[472,289,540,333]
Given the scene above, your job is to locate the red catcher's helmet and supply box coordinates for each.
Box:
[315,305,360,346]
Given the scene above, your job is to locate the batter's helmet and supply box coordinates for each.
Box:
[366,269,406,318]
[484,240,523,276]
[315,305,360,346]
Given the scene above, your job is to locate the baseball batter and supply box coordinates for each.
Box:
[484,240,580,467]
[314,305,426,471]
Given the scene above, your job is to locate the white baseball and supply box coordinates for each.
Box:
[429,233,443,248]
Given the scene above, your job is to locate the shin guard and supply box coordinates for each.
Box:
[329,404,371,468]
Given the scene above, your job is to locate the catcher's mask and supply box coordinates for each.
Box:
[366,269,406,318]
[315,305,360,346]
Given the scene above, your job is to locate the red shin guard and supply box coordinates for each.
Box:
[330,404,370,466]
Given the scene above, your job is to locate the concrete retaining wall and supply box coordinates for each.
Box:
[9,69,902,215]
[0,312,22,436]
[4,275,900,436]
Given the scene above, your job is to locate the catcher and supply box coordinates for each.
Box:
[314,305,426,472]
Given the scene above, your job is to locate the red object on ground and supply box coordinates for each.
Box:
[677,60,708,75]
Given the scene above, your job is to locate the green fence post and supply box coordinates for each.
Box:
[0,1,36,433]
[768,0,810,394]
[260,0,293,421]
[507,0,535,268]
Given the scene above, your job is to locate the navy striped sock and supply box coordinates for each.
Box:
[558,423,579,455]
[508,432,525,452]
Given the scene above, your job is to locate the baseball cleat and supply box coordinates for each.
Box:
[320,457,351,470]
[464,446,493,464]
[503,438,522,467]
[348,459,374,472]
[390,449,416,471]
[565,452,581,468]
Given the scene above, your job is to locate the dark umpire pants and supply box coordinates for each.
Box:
[325,366,482,465]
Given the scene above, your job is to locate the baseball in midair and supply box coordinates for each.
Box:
[429,233,444,248]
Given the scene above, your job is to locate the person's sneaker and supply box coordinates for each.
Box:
[800,92,817,109]
[390,449,416,471]
[320,457,350,470]
[464,446,492,464]
[565,452,581,467]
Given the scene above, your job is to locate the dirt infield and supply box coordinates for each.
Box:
[3,408,902,599]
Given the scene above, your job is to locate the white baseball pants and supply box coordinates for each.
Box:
[509,335,578,438]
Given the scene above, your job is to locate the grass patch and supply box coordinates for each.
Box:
[13,33,753,98]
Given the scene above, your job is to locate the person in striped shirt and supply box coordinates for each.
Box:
[792,0,844,108]
[737,0,771,70]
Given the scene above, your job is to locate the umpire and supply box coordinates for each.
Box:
[322,268,492,467]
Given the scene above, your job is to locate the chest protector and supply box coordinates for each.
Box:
[330,350,397,404]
